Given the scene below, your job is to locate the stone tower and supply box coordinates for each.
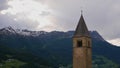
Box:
[73,14,92,68]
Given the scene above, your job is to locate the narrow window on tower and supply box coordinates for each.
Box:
[77,40,82,47]
[88,41,90,47]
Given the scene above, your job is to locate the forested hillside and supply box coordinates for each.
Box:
[0,27,120,68]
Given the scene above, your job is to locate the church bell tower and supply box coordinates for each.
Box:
[73,14,92,68]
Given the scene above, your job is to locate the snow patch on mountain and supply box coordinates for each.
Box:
[0,27,48,36]
[0,27,107,42]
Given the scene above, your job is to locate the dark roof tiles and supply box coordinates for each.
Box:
[74,14,90,37]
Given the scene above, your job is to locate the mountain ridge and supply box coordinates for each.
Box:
[0,27,105,40]
[0,27,120,67]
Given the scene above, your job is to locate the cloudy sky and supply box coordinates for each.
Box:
[0,0,120,46]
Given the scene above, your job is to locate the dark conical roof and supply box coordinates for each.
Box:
[74,14,90,37]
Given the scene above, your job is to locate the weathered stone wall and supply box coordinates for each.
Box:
[73,37,92,68]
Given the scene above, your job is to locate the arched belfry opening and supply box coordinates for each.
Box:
[77,40,82,47]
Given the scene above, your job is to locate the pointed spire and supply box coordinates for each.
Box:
[74,14,90,37]
[81,10,83,15]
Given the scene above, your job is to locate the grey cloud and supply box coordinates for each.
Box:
[47,0,120,40]
[0,14,39,30]
[0,0,9,10]
[40,11,50,16]
[0,0,120,40]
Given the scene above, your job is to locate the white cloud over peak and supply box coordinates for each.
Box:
[0,0,58,31]
[107,38,120,46]
[0,0,120,40]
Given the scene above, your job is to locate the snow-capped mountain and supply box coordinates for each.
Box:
[0,26,48,36]
[0,26,120,65]
[0,27,105,41]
